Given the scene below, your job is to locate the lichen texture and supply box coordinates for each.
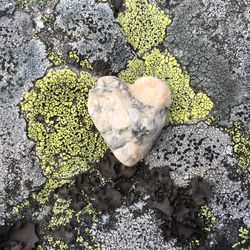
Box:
[0,0,249,249]
[118,0,171,54]
[119,49,213,124]
[21,68,107,202]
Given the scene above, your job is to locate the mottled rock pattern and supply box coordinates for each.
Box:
[0,11,48,224]
[0,0,16,16]
[88,76,172,166]
[91,206,181,250]
[145,122,250,230]
[55,0,133,72]
[162,0,250,127]
[0,0,249,249]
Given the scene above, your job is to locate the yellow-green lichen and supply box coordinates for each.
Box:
[119,49,213,124]
[49,51,65,66]
[45,235,68,250]
[21,68,107,203]
[75,203,99,224]
[69,51,93,70]
[48,198,74,229]
[69,51,80,64]
[75,204,100,248]
[119,58,145,83]
[232,227,250,249]
[188,239,200,249]
[80,59,93,70]
[76,233,100,250]
[118,0,171,55]
[41,13,55,25]
[204,115,217,126]
[43,200,100,248]
[32,179,72,204]
[13,199,30,214]
[228,122,250,172]
[198,205,216,233]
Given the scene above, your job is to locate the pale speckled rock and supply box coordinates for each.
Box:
[88,76,172,166]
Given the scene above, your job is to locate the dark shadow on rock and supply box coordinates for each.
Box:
[53,225,75,244]
[92,188,122,212]
[98,151,138,180]
[3,222,39,250]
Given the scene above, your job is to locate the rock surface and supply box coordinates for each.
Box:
[54,0,133,73]
[0,11,48,224]
[0,0,249,249]
[88,76,172,166]
[162,0,250,127]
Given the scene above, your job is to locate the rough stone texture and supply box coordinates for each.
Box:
[0,11,48,224]
[160,0,250,127]
[145,122,250,229]
[0,0,16,16]
[55,0,133,72]
[88,76,171,166]
[230,102,250,129]
[0,0,249,249]
[92,206,181,250]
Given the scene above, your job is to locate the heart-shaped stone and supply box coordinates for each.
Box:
[88,76,172,166]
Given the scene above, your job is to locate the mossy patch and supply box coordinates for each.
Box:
[119,49,213,124]
[21,68,107,203]
[118,0,171,55]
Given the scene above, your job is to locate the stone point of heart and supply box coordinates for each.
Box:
[88,76,172,166]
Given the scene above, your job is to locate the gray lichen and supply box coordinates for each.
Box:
[92,206,181,250]
[55,0,133,72]
[145,122,250,230]
[0,11,49,224]
[163,0,250,127]
[0,0,16,16]
[0,0,249,248]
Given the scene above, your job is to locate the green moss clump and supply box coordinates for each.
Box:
[118,0,171,55]
[228,122,250,172]
[21,68,107,203]
[119,49,213,124]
